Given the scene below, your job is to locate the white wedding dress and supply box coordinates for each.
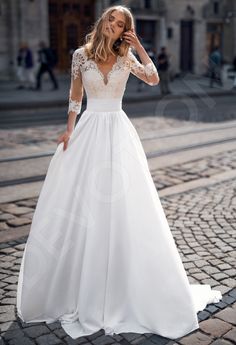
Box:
[17,46,222,340]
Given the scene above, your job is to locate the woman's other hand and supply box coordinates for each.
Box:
[57,130,72,151]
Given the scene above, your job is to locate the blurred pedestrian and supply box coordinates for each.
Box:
[208,46,223,88]
[35,41,59,91]
[16,42,35,89]
[157,47,171,95]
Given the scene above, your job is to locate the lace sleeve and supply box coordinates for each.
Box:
[68,49,84,116]
[128,49,159,86]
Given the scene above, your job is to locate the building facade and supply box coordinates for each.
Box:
[0,0,235,80]
[0,0,49,79]
[164,0,236,75]
[0,0,96,79]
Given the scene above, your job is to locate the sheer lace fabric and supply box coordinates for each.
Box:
[68,99,82,115]
[68,46,159,105]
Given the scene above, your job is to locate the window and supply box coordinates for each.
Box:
[49,3,57,15]
[72,4,80,13]
[84,5,90,16]
[213,1,219,15]
[167,28,173,39]
[63,3,70,12]
[67,24,78,51]
[144,0,151,9]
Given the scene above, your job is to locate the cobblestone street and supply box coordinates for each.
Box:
[163,179,236,295]
[153,149,236,191]
[1,114,236,345]
[0,174,236,344]
[0,116,195,151]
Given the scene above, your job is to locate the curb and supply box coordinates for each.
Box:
[0,90,234,111]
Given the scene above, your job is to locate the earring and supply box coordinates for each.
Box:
[120,36,123,41]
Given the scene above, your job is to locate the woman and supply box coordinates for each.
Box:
[16,42,35,90]
[17,5,222,340]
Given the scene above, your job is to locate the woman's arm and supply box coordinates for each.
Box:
[67,50,84,133]
[57,49,84,151]
[123,29,160,86]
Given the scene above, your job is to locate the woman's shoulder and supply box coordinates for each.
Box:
[74,45,85,52]
[72,46,87,60]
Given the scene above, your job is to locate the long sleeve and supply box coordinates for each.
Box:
[68,49,84,116]
[128,49,159,86]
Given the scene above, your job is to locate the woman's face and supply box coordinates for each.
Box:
[104,10,126,41]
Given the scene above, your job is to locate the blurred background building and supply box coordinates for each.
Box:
[0,0,235,80]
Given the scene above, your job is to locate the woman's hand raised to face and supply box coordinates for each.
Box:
[122,28,141,50]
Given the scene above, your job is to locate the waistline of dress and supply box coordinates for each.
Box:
[86,98,122,112]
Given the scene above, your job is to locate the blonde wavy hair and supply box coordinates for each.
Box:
[83,5,135,62]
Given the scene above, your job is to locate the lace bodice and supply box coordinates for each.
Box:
[68,46,159,115]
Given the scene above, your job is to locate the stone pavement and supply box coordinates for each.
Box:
[152,149,236,191]
[0,174,236,344]
[0,116,195,152]
[1,147,236,242]
[163,179,236,295]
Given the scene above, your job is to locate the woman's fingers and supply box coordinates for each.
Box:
[63,136,70,151]
[57,133,64,144]
[123,33,133,40]
[123,30,138,47]
[64,141,69,151]
[57,132,71,150]
[123,34,132,43]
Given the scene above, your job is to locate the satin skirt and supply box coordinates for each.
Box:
[17,98,222,339]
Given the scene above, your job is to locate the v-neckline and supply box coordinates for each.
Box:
[92,55,120,86]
